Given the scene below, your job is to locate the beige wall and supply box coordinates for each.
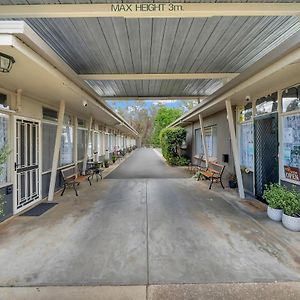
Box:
[184,109,235,180]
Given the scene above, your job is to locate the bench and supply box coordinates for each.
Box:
[61,165,92,196]
[188,155,204,172]
[198,161,225,189]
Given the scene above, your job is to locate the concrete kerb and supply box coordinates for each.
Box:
[0,286,146,300]
[1,282,300,300]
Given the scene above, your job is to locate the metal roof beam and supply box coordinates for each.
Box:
[0,3,299,18]
[102,96,207,101]
[80,73,239,81]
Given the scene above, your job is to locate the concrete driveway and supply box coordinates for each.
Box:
[0,148,299,295]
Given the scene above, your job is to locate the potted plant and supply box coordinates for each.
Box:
[263,183,285,221]
[228,173,237,189]
[112,155,116,163]
[282,190,300,231]
[104,159,109,168]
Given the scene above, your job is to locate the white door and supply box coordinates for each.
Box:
[14,117,41,213]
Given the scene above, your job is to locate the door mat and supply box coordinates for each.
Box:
[20,203,58,217]
[239,200,267,213]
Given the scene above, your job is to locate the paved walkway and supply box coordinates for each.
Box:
[106,147,189,179]
[0,148,300,299]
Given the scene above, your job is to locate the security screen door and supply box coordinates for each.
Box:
[254,113,279,200]
[15,118,40,212]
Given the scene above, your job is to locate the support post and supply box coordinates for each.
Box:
[48,100,65,201]
[83,116,93,175]
[16,89,22,112]
[198,114,209,167]
[74,116,78,168]
[225,99,245,199]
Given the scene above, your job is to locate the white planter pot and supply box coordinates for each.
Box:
[282,213,300,232]
[267,206,283,221]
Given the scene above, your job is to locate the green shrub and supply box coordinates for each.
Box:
[263,183,285,209]
[160,127,190,166]
[282,190,300,217]
[192,171,206,181]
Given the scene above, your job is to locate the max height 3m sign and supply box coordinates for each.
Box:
[111,3,184,13]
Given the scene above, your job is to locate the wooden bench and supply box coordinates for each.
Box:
[188,154,203,172]
[199,161,225,189]
[61,165,92,196]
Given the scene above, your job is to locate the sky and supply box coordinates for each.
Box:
[106,99,184,110]
[105,99,199,114]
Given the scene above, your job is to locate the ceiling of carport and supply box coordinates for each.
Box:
[0,0,299,98]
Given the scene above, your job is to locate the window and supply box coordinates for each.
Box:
[87,131,93,158]
[282,113,300,182]
[204,126,217,158]
[195,128,203,156]
[238,103,252,123]
[42,122,57,172]
[77,118,86,128]
[77,128,86,161]
[109,134,113,152]
[195,126,222,159]
[0,113,9,183]
[239,122,254,171]
[282,86,300,113]
[60,115,73,166]
[93,131,101,159]
[43,107,58,122]
[0,93,8,110]
[256,93,278,115]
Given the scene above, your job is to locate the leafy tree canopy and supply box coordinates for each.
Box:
[151,106,183,146]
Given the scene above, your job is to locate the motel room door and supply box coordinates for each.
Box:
[14,117,41,213]
[254,113,279,200]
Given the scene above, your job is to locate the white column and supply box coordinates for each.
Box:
[48,100,65,201]
[16,88,22,112]
[83,116,93,174]
[198,114,209,167]
[74,116,78,168]
[277,90,283,182]
[225,99,245,199]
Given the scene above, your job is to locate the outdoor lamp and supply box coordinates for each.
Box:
[0,52,15,73]
[181,140,187,150]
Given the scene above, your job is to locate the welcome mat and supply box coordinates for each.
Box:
[20,202,58,217]
[239,200,267,213]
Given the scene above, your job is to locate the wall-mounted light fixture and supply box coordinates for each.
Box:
[0,52,15,73]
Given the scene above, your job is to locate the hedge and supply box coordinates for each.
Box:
[160,127,190,166]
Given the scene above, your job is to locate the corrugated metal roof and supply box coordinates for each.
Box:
[85,79,223,97]
[0,1,299,97]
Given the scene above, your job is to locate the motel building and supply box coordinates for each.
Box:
[0,22,138,222]
[0,2,300,299]
[170,30,300,200]
[0,3,298,221]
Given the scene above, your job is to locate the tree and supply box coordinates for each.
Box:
[160,127,189,166]
[106,100,159,146]
[151,106,183,146]
[179,99,199,111]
